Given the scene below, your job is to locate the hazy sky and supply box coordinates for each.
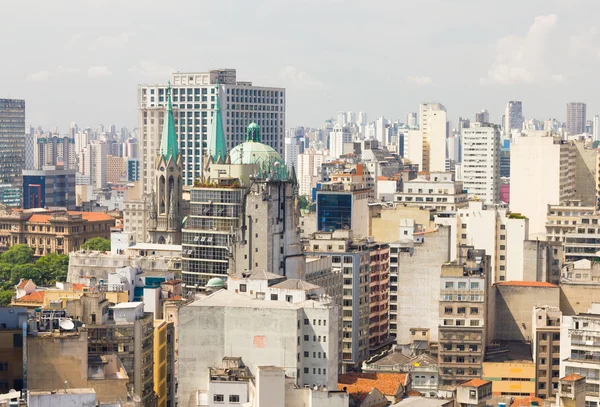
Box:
[1,0,599,131]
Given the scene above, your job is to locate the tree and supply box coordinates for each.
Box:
[36,253,69,283]
[82,237,111,252]
[298,195,311,211]
[0,290,13,307]
[1,245,34,265]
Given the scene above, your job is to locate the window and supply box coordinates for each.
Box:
[470,320,480,326]
[458,282,466,289]
[470,282,479,290]
[461,234,467,239]
[304,367,309,374]
[304,335,309,341]
[304,351,309,357]
[214,394,224,403]
[239,284,247,293]
[229,395,240,403]
[270,294,278,300]
[445,282,454,289]
[457,307,466,314]
[445,307,453,314]
[500,245,506,250]
[470,307,479,314]
[304,319,309,325]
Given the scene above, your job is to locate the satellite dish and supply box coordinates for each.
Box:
[133,394,142,403]
[59,319,75,330]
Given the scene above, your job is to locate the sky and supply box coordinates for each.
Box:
[1,0,599,131]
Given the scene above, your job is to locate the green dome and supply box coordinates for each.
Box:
[206,277,225,288]
[230,122,282,165]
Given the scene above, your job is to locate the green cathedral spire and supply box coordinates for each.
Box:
[208,81,227,163]
[159,81,179,162]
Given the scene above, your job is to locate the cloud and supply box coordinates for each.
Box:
[570,27,600,59]
[481,14,563,85]
[56,65,81,74]
[87,66,112,78]
[27,70,51,82]
[407,75,433,86]
[90,32,131,49]
[279,66,322,87]
[128,60,175,79]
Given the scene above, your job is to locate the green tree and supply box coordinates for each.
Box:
[298,195,311,211]
[82,237,111,252]
[1,245,34,265]
[36,253,69,283]
[0,290,13,307]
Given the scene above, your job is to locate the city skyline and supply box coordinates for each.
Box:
[2,0,600,129]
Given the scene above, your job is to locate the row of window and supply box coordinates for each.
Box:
[213,394,239,403]
[303,367,327,375]
[303,318,327,326]
[444,281,480,290]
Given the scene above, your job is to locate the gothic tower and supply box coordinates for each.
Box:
[149,82,182,244]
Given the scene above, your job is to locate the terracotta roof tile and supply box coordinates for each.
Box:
[407,390,423,397]
[562,374,584,381]
[28,211,114,223]
[72,283,86,291]
[16,291,45,303]
[497,281,557,288]
[17,279,30,289]
[338,372,407,397]
[460,379,490,387]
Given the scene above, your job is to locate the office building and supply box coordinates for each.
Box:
[420,103,447,173]
[0,99,25,190]
[532,306,561,399]
[394,172,468,212]
[316,181,370,238]
[138,69,285,193]
[22,165,76,209]
[127,158,140,182]
[475,109,490,124]
[504,101,524,133]
[560,303,600,407]
[461,123,500,204]
[510,134,575,239]
[438,247,490,386]
[567,102,587,135]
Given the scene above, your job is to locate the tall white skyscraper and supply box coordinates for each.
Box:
[138,69,286,194]
[446,134,461,163]
[284,136,299,170]
[337,111,347,126]
[461,123,500,204]
[566,102,587,135]
[329,124,352,159]
[504,101,524,133]
[346,111,356,125]
[475,109,490,123]
[357,111,367,126]
[375,117,387,147]
[406,112,417,128]
[594,115,600,142]
[419,103,447,173]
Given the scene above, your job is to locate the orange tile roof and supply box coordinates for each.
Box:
[407,390,423,397]
[72,283,86,291]
[338,373,407,397]
[17,279,30,289]
[28,211,114,223]
[460,379,490,387]
[496,281,558,288]
[562,374,584,381]
[16,291,45,303]
[512,397,543,407]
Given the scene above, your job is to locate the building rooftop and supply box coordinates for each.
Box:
[511,396,544,407]
[485,341,533,363]
[189,289,331,310]
[270,279,320,291]
[111,301,143,309]
[16,279,30,289]
[29,211,113,223]
[460,378,490,387]
[391,396,451,407]
[129,243,182,252]
[15,291,45,303]
[496,281,558,288]
[562,374,584,382]
[230,269,285,281]
[338,372,408,397]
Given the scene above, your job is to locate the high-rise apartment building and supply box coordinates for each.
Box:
[532,306,561,400]
[475,109,490,124]
[567,102,587,135]
[420,103,447,173]
[438,247,490,387]
[0,99,25,204]
[138,69,285,193]
[461,123,500,204]
[328,124,352,159]
[504,101,524,133]
[594,115,600,142]
[33,134,76,170]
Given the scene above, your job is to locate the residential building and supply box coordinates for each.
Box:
[420,103,447,173]
[555,374,586,407]
[123,195,152,244]
[403,130,424,171]
[0,208,114,255]
[504,101,524,133]
[475,110,490,124]
[369,243,390,351]
[546,201,600,262]
[456,379,492,407]
[0,99,25,192]
[297,148,329,197]
[483,341,535,397]
[33,134,76,170]
[567,102,587,135]
[573,140,597,207]
[394,172,468,212]
[106,155,125,183]
[139,69,285,192]
[154,319,175,407]
[338,372,409,407]
[303,230,372,371]
[532,305,562,399]
[22,165,76,210]
[510,133,575,239]
[438,247,490,386]
[560,304,600,407]
[89,141,108,189]
[177,281,339,407]
[461,123,500,204]
[329,124,353,159]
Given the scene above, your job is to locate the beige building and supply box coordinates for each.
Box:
[394,172,468,212]
[419,103,447,173]
[0,208,114,255]
[106,155,125,183]
[532,305,562,399]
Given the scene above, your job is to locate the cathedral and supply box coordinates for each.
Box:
[148,82,183,245]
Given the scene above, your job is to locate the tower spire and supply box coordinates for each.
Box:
[208,79,227,163]
[158,81,178,162]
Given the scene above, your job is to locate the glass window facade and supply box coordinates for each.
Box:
[317,193,352,232]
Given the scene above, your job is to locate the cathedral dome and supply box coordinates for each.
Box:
[229,123,282,165]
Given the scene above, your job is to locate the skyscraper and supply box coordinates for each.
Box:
[504,101,524,132]
[567,102,587,135]
[475,109,490,123]
[594,115,600,142]
[419,103,447,173]
[138,69,285,194]
[461,123,500,204]
[0,98,25,189]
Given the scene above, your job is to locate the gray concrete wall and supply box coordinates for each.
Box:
[560,283,600,315]
[493,285,560,341]
[396,226,451,344]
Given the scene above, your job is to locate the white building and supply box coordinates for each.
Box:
[420,103,447,173]
[594,115,600,142]
[284,136,300,171]
[394,172,468,212]
[406,113,418,129]
[138,69,285,193]
[297,149,329,198]
[560,302,600,407]
[402,130,424,171]
[177,283,339,407]
[375,117,388,147]
[461,123,500,204]
[90,141,108,189]
[329,124,352,159]
[510,134,575,239]
[504,101,524,133]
